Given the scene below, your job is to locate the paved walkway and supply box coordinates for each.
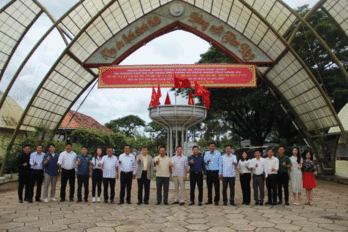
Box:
[0,176,348,231]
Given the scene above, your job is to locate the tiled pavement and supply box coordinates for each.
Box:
[0,176,348,231]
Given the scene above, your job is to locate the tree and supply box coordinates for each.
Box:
[290,5,348,113]
[145,121,167,143]
[105,115,146,137]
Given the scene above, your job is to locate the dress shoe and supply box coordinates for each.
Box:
[272,202,277,206]
[164,202,169,205]
[110,200,115,204]
[255,201,259,205]
[28,199,33,203]
[84,201,88,203]
[155,202,161,205]
[285,202,289,205]
[172,201,179,204]
[214,203,219,206]
[246,202,250,205]
[137,202,142,205]
[24,198,29,202]
[189,202,195,206]
[59,199,65,202]
[205,201,212,205]
[179,202,185,206]
[230,202,235,206]
[76,200,82,203]
[36,199,42,202]
[223,202,227,206]
[127,201,132,204]
[265,202,271,205]
[19,200,23,203]
[118,201,124,205]
[104,200,108,204]
[69,198,74,202]
[144,202,149,205]
[277,201,282,205]
[198,202,202,206]
[260,202,264,206]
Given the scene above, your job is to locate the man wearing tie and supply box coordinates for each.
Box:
[136,146,154,205]
[118,145,136,204]
[204,142,222,206]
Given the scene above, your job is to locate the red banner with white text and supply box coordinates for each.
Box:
[98,64,256,88]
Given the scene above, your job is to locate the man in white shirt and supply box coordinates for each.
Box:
[249,150,265,205]
[264,149,279,206]
[171,146,188,205]
[219,145,238,206]
[98,147,119,203]
[57,142,77,202]
[118,145,136,204]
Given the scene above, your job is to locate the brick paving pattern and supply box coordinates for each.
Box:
[0,175,347,231]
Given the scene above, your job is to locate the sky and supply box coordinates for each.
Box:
[0,0,318,128]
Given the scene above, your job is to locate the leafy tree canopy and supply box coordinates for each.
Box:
[105,115,146,137]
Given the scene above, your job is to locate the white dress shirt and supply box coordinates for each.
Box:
[101,155,119,178]
[249,158,265,175]
[118,153,136,174]
[263,156,279,177]
[57,151,77,170]
[238,160,251,174]
[92,156,103,170]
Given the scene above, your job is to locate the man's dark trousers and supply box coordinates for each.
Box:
[190,171,203,203]
[277,172,289,203]
[266,174,277,203]
[206,170,220,203]
[120,171,133,203]
[137,171,150,203]
[18,173,31,201]
[156,177,169,203]
[253,174,264,203]
[103,178,115,201]
[60,168,75,201]
[29,169,44,201]
[77,175,89,201]
[222,177,235,204]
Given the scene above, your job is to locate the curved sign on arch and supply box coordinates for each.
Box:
[84,1,274,67]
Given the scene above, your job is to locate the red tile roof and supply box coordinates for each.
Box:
[60,110,112,134]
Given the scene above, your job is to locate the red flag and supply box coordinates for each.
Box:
[157,83,162,99]
[165,92,171,105]
[194,81,204,96]
[188,91,194,105]
[174,74,192,88]
[202,86,210,102]
[149,87,159,107]
[204,98,211,110]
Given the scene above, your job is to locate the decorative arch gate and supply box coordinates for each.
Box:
[1,0,348,175]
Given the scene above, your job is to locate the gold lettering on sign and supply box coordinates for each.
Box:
[210,25,224,36]
[100,15,161,60]
[189,12,210,31]
[221,31,255,62]
[101,47,116,60]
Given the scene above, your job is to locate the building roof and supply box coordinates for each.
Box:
[59,110,112,134]
[0,0,348,143]
[0,91,34,131]
[328,102,348,135]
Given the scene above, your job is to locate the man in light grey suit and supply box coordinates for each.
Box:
[136,146,154,205]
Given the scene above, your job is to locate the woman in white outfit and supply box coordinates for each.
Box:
[289,147,303,205]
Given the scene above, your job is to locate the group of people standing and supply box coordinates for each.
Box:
[237,147,317,206]
[17,142,317,206]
